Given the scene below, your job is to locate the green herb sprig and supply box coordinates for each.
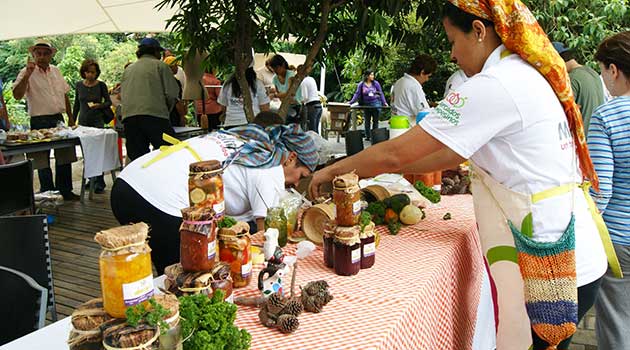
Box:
[125,298,170,334]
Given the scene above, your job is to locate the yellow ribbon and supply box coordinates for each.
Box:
[141,133,202,168]
[531,182,622,278]
[580,182,623,278]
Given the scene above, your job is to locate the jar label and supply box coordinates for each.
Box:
[122,274,154,306]
[242,261,252,278]
[213,201,225,216]
[226,292,234,304]
[351,248,361,264]
[352,200,361,214]
[207,240,217,260]
[332,204,337,217]
[363,242,376,257]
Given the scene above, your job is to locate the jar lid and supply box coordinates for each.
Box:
[189,160,222,173]
[360,221,375,239]
[94,223,148,250]
[218,221,250,238]
[333,172,359,190]
[334,225,361,239]
[181,206,215,222]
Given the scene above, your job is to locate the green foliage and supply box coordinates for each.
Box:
[526,0,630,69]
[414,181,441,204]
[179,291,251,350]
[2,80,29,128]
[99,40,138,89]
[217,216,237,229]
[387,220,402,235]
[125,298,170,334]
[359,211,372,233]
[58,45,86,99]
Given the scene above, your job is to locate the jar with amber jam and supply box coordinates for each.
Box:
[218,222,252,288]
[188,160,225,215]
[333,173,361,226]
[95,223,154,318]
[360,221,376,269]
[333,226,361,276]
[180,207,217,272]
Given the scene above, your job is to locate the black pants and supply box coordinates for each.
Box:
[532,277,602,349]
[363,105,381,140]
[30,114,73,195]
[196,112,222,131]
[305,102,323,134]
[123,115,175,161]
[110,178,182,274]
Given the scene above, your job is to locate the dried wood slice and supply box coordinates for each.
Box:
[302,204,335,245]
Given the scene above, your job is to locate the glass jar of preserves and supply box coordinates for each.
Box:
[360,221,376,269]
[333,173,361,226]
[180,207,217,272]
[265,207,288,247]
[95,223,154,318]
[218,222,252,288]
[322,224,336,268]
[188,160,225,215]
[333,226,361,276]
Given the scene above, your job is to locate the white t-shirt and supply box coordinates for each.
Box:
[443,69,468,98]
[300,76,320,104]
[391,73,429,124]
[420,45,606,286]
[223,164,285,222]
[118,134,283,222]
[218,80,270,126]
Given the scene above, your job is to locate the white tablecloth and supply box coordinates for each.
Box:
[72,126,119,179]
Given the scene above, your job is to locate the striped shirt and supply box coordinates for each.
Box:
[588,96,630,246]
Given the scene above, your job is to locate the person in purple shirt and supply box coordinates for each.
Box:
[349,70,388,141]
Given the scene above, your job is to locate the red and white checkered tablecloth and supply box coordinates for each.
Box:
[233,195,483,350]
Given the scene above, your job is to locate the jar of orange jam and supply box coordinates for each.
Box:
[95,223,154,318]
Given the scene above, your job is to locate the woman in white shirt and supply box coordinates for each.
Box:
[310,1,614,349]
[391,54,437,125]
[218,67,270,127]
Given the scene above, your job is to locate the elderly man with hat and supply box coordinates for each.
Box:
[120,37,181,161]
[13,39,79,200]
[553,41,606,134]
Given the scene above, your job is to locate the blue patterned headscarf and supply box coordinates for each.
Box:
[219,123,319,171]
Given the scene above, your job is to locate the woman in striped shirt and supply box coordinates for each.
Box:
[588,31,630,350]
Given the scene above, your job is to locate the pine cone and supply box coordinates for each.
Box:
[301,280,333,313]
[280,299,303,317]
[277,314,300,334]
[258,304,277,327]
[266,292,287,315]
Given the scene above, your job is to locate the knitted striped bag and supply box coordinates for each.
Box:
[508,215,578,348]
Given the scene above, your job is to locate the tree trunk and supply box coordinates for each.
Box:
[234,0,255,123]
[277,0,336,119]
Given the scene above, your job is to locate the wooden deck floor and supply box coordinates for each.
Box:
[44,190,118,319]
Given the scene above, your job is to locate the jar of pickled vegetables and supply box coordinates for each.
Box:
[188,160,225,215]
[333,173,361,226]
[180,207,217,272]
[360,221,376,269]
[333,226,361,276]
[95,223,154,318]
[265,207,288,247]
[218,222,252,288]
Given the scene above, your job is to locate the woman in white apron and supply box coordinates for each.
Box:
[310,1,621,349]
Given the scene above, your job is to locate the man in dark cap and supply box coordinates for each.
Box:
[121,37,181,160]
[553,41,606,134]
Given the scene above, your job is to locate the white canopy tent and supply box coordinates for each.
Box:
[0,0,178,41]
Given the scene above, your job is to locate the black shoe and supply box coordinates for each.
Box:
[62,192,80,201]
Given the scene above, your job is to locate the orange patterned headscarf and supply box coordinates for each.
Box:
[448,0,599,190]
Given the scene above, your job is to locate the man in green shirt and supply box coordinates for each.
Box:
[121,38,180,160]
[553,42,605,134]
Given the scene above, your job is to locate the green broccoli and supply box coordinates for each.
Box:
[359,211,372,233]
[387,221,402,235]
[414,181,441,204]
[365,201,386,225]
